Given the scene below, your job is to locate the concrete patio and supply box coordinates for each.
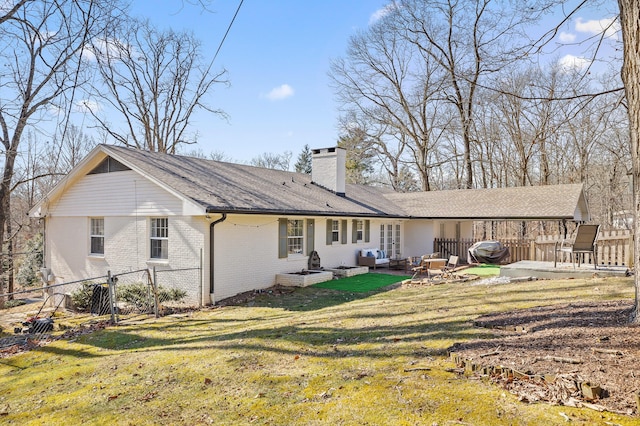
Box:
[500,260,630,280]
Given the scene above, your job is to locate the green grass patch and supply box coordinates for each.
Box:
[463,264,500,276]
[312,273,410,292]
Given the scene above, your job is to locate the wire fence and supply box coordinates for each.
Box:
[0,265,202,352]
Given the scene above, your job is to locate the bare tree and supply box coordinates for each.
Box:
[250,151,292,171]
[0,0,30,25]
[330,14,448,191]
[395,0,550,189]
[618,0,640,320]
[0,0,116,300]
[87,18,228,153]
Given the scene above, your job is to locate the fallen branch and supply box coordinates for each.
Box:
[479,350,500,358]
[403,367,431,372]
[534,355,582,364]
[591,348,623,356]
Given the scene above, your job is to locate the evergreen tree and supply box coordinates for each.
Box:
[16,233,43,288]
[294,144,312,174]
[338,133,375,185]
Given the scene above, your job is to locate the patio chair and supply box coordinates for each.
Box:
[429,255,459,280]
[554,224,600,269]
[410,253,443,280]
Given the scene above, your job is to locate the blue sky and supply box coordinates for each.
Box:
[126,0,621,164]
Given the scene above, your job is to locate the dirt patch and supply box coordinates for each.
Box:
[449,300,640,415]
[0,320,110,358]
[214,285,297,307]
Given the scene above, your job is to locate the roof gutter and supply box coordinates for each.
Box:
[204,206,406,219]
[209,213,227,303]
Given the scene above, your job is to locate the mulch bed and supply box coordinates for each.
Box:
[449,300,640,415]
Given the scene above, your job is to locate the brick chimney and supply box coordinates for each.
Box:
[311,147,346,196]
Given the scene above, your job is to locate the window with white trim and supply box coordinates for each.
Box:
[287,219,304,255]
[356,220,364,242]
[150,218,168,259]
[331,220,340,243]
[90,218,104,255]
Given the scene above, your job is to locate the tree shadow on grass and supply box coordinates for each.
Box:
[51,315,487,362]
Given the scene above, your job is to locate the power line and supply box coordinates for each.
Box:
[212,0,243,64]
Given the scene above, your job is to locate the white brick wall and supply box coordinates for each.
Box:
[46,212,411,305]
[46,215,207,303]
[44,169,412,305]
[211,215,403,302]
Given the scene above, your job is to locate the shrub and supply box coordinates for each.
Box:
[69,282,98,312]
[117,282,187,307]
[2,299,27,309]
[70,282,187,313]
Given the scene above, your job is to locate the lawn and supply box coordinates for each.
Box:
[0,275,636,425]
[312,272,411,292]
[463,264,501,277]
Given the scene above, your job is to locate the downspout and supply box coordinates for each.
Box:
[41,216,47,268]
[209,213,227,304]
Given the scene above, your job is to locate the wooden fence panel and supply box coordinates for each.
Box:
[534,229,632,267]
[435,229,632,266]
[434,238,530,264]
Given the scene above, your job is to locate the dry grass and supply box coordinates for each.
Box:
[0,275,637,425]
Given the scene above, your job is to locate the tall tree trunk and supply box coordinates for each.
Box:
[6,204,13,300]
[618,0,640,321]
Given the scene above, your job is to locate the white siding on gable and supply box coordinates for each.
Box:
[49,170,185,217]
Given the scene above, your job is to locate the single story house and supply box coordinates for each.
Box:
[28,145,590,304]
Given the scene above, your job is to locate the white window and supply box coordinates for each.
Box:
[331,220,340,243]
[356,220,364,242]
[287,219,304,254]
[90,218,104,255]
[150,218,168,259]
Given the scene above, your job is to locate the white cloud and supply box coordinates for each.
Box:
[558,32,576,43]
[80,45,96,62]
[83,37,133,63]
[558,54,591,72]
[369,3,398,25]
[265,84,294,101]
[575,17,620,39]
[75,99,100,113]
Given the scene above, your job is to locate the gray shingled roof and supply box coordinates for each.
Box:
[103,145,406,217]
[100,145,586,220]
[385,184,586,220]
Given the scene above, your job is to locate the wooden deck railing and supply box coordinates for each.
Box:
[434,229,633,266]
